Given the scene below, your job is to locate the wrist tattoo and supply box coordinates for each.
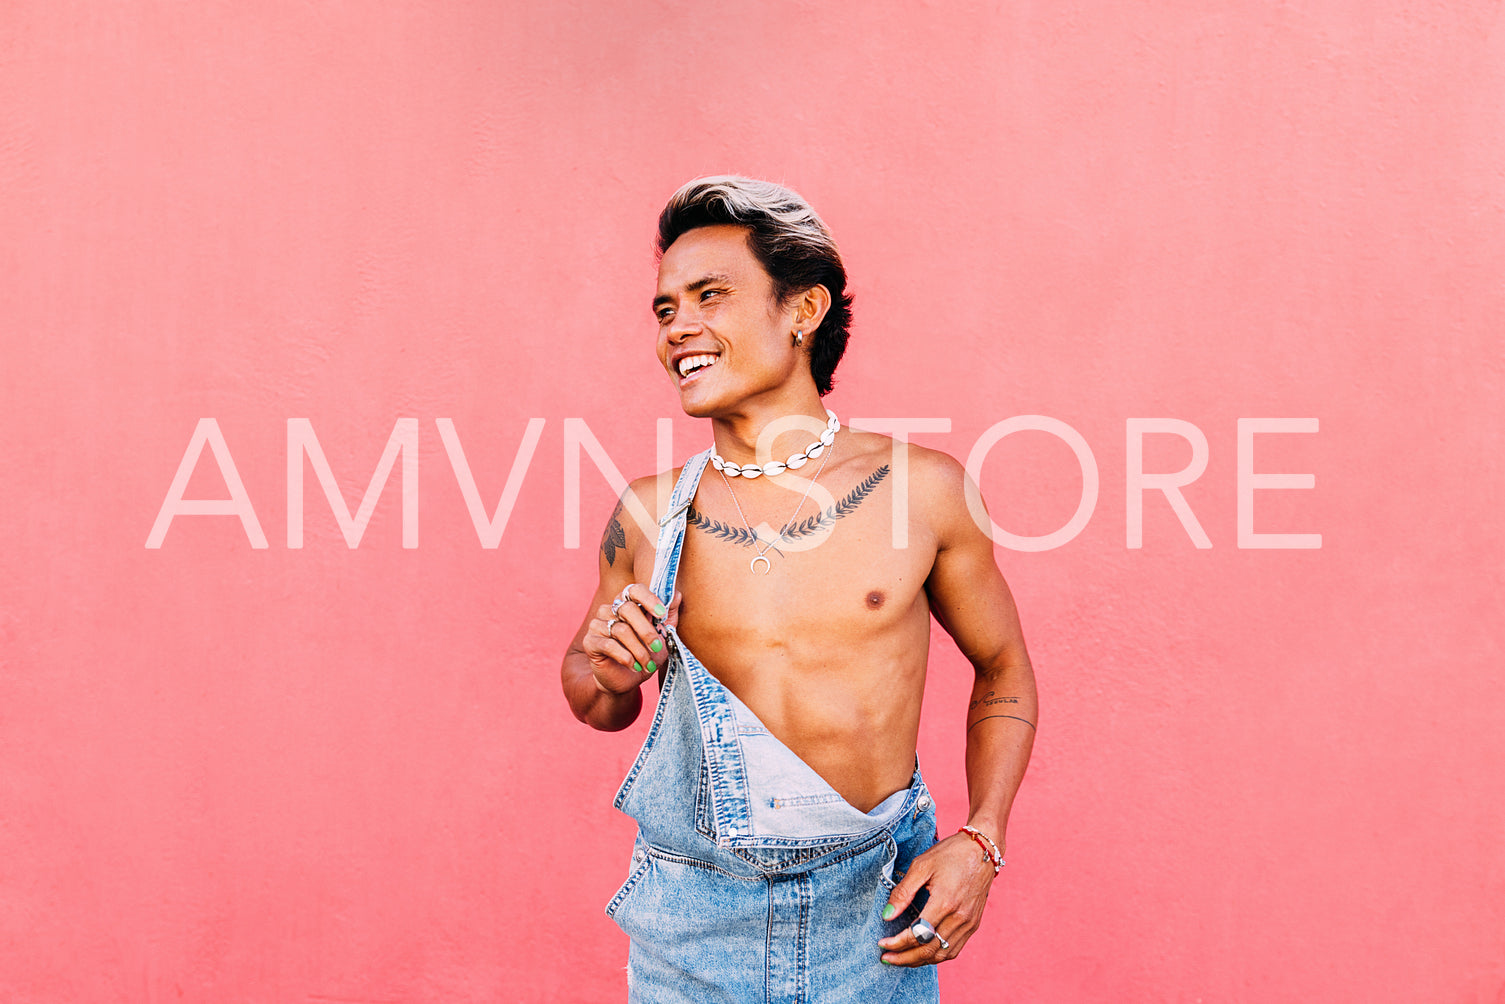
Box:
[967,690,1020,712]
[967,714,1036,733]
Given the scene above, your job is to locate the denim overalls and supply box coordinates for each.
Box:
[607,449,940,1003]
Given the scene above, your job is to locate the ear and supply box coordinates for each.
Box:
[792,284,833,338]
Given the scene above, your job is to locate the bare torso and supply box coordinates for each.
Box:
[631,431,937,812]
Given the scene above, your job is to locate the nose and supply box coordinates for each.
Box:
[666,309,701,345]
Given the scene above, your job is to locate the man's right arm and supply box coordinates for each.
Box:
[560,481,675,731]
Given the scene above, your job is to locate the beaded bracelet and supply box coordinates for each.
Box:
[958,825,1005,875]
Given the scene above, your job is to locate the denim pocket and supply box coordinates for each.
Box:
[879,833,902,892]
[693,754,716,841]
[605,842,653,923]
[876,811,936,933]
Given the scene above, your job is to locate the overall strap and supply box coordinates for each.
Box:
[607,448,712,817]
[649,448,712,604]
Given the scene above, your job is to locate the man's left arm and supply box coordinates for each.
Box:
[879,453,1038,967]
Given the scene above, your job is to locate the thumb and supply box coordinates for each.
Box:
[882,854,933,921]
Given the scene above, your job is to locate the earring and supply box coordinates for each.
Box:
[794,330,804,347]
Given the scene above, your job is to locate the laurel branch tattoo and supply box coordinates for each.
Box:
[688,465,890,551]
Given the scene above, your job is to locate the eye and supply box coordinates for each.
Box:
[656,307,675,323]
[700,288,724,302]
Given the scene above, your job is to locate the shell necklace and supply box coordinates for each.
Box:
[717,427,836,574]
[711,409,839,478]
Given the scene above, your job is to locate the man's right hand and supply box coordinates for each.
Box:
[582,584,681,695]
[562,475,680,731]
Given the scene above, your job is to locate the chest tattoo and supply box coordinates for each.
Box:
[688,465,890,552]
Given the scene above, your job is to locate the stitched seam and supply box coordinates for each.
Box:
[769,794,845,808]
[604,853,653,919]
[638,845,764,881]
[796,872,811,1004]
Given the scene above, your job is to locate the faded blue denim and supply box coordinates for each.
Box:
[608,449,940,1003]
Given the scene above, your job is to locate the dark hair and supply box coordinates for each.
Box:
[656,176,854,396]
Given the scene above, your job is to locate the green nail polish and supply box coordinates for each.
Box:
[881,958,892,966]
[646,660,656,674]
[650,639,663,652]
[633,662,643,673]
[654,604,666,616]
[882,904,897,920]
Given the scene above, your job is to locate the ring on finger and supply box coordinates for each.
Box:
[935,932,951,951]
[609,585,634,616]
[909,918,937,945]
[604,617,620,635]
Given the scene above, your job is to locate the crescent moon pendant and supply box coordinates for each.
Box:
[749,554,772,574]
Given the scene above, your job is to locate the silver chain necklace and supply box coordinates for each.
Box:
[718,432,835,574]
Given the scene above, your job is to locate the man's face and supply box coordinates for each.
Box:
[654,225,802,418]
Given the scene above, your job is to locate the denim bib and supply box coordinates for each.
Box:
[607,448,940,1003]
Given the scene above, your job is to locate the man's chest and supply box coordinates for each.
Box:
[665,476,939,641]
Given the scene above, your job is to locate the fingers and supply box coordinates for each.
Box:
[585,584,669,686]
[610,593,665,673]
[881,853,931,921]
[877,836,992,967]
[582,611,640,695]
[878,910,968,967]
[618,584,670,644]
[876,859,935,965]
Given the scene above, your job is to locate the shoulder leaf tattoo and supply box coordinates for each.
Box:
[600,499,627,566]
[689,465,890,551]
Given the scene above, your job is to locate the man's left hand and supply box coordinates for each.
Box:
[877,831,998,966]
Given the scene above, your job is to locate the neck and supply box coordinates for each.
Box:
[710,394,832,467]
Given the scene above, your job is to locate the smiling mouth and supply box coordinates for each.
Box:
[676,353,718,381]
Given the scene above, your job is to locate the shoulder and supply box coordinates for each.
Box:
[903,441,969,494]
[842,431,970,505]
[596,465,683,574]
[905,444,982,543]
[612,467,683,545]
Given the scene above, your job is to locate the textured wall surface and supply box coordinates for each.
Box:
[3,2,1503,1001]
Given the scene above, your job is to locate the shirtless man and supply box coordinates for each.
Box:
[561,177,1036,1001]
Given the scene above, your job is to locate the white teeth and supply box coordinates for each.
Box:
[677,354,717,378]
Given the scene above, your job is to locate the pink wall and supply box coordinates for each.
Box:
[4,2,1503,1001]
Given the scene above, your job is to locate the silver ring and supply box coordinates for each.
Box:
[909,918,936,945]
[604,617,620,635]
[610,585,634,616]
[936,933,951,951]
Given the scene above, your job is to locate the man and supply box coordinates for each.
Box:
[561,177,1036,1002]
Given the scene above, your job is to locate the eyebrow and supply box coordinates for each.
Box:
[652,272,734,311]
